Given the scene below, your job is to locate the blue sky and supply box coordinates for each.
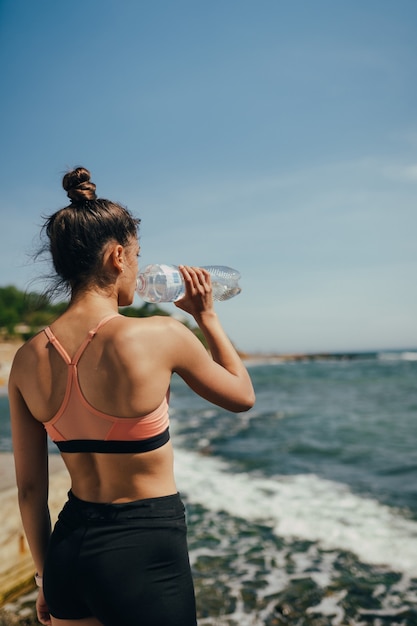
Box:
[1,1,416,354]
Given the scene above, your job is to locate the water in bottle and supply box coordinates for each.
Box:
[136,264,242,303]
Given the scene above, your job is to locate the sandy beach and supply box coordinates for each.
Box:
[0,341,23,392]
[0,453,71,607]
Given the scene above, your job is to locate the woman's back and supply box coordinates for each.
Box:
[13,310,178,502]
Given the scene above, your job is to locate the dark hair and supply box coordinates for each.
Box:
[41,166,140,296]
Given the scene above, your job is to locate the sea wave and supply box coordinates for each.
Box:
[174,447,417,578]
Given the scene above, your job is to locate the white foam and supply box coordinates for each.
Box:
[174,447,417,577]
[306,590,347,625]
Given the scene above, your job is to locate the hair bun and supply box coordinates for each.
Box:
[62,166,97,203]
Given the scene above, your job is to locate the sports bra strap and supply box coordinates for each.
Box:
[44,326,72,364]
[45,313,121,365]
[71,314,120,365]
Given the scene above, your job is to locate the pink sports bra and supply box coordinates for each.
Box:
[43,314,170,453]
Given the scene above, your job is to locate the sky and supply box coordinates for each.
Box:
[1,0,416,354]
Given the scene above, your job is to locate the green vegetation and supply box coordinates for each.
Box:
[0,286,68,338]
[0,285,206,346]
[0,285,172,339]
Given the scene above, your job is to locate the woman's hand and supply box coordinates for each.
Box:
[36,588,51,625]
[174,266,214,318]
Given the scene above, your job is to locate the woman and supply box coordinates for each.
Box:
[8,167,255,626]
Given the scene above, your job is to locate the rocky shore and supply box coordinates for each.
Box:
[3,340,409,625]
[0,453,70,613]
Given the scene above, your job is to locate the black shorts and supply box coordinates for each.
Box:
[43,491,197,626]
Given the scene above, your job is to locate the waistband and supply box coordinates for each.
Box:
[60,490,184,524]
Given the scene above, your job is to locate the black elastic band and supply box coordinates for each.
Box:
[55,428,170,453]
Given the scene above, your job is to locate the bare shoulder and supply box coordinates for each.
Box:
[109,314,198,357]
[113,314,187,338]
[10,331,48,376]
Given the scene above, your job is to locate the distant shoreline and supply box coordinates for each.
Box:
[239,349,381,364]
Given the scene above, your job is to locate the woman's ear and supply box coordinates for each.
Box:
[105,242,125,274]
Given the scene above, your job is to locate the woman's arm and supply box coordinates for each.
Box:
[8,359,52,624]
[172,266,255,412]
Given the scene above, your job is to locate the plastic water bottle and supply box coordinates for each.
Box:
[136,264,242,303]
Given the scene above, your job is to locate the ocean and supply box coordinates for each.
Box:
[1,352,417,625]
